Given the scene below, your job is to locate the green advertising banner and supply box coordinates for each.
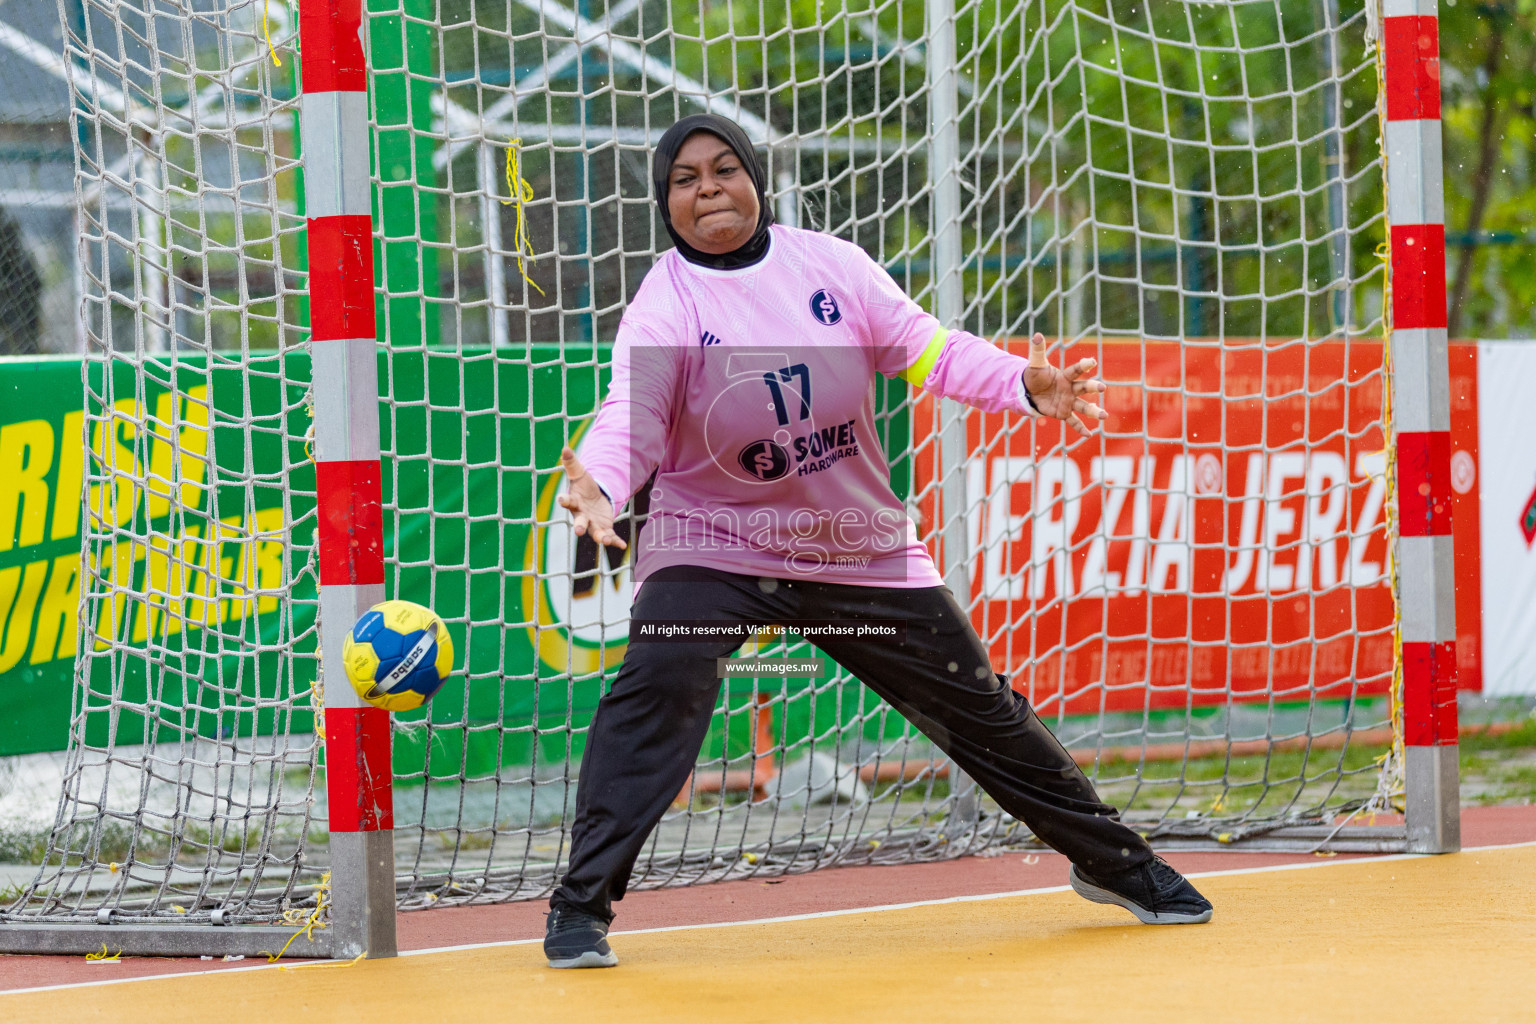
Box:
[0,352,313,757]
[0,349,914,776]
[0,357,96,754]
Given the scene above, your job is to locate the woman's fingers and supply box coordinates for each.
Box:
[1061,357,1098,382]
[560,445,587,481]
[1027,332,1050,368]
[1073,397,1107,421]
[559,447,596,502]
[1072,377,1106,396]
[563,499,629,549]
[556,446,627,549]
[585,516,627,549]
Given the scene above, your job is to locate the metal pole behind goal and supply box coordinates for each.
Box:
[926,0,980,839]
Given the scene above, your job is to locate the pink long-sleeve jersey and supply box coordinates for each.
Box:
[577,225,1036,588]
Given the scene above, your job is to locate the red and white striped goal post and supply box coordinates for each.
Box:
[300,0,399,959]
[1382,0,1459,853]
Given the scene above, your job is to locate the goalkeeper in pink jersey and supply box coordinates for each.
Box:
[543,113,1213,969]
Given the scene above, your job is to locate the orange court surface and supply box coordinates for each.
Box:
[3,804,1533,1024]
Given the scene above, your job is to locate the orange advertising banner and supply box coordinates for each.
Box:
[913,338,1481,717]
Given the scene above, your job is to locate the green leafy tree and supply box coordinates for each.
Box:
[1439,0,1536,339]
[431,0,1528,343]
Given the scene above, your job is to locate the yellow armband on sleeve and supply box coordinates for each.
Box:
[899,327,950,388]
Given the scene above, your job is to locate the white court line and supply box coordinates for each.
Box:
[6,838,1533,998]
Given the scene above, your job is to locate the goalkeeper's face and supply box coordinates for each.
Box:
[666,132,762,255]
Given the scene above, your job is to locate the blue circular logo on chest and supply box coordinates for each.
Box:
[809,289,842,326]
[738,439,791,481]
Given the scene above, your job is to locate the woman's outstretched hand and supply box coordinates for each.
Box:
[556,446,627,550]
[1022,332,1108,437]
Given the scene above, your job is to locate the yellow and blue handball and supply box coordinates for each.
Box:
[342,600,454,712]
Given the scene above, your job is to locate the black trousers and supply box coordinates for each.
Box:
[551,566,1154,922]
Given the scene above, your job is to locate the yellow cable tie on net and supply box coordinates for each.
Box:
[279,951,367,972]
[262,0,281,67]
[263,871,331,962]
[502,139,547,298]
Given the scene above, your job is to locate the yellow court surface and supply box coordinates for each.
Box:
[5,844,1534,1024]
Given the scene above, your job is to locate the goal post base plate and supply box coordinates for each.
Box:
[0,923,335,959]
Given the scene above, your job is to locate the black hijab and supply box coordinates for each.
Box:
[652,113,775,270]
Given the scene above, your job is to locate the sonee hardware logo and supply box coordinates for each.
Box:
[737,439,792,481]
[809,289,842,326]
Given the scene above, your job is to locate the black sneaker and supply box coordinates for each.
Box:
[1069,855,1214,924]
[544,903,619,968]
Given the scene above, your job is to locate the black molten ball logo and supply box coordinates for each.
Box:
[809,289,842,326]
[738,439,791,481]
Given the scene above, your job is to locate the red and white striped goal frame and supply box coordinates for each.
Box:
[284,0,1460,960]
[298,0,399,957]
[1382,0,1459,852]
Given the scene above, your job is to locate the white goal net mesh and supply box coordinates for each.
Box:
[1,0,1396,928]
